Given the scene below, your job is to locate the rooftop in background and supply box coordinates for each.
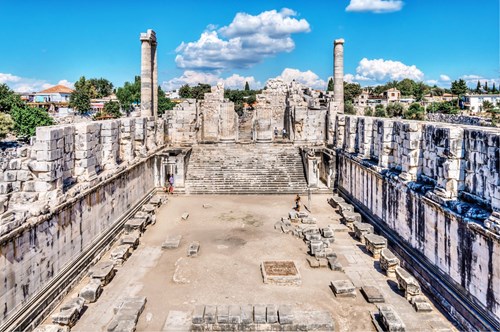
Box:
[38,85,74,94]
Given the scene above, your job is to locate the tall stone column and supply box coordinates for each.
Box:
[334,38,344,113]
[140,29,157,118]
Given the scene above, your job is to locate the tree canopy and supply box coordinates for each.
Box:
[0,84,24,113]
[116,76,141,113]
[88,78,114,98]
[11,105,54,138]
[69,76,92,113]
[344,82,362,103]
[158,86,176,115]
[225,88,261,116]
[327,78,334,92]
[0,112,13,138]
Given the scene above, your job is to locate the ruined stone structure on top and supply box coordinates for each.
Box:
[1,33,500,332]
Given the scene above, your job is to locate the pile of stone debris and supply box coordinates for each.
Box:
[33,193,167,332]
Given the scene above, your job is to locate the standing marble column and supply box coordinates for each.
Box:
[334,38,344,113]
[140,29,157,118]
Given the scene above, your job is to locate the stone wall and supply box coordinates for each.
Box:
[426,113,494,127]
[332,114,500,322]
[165,99,199,145]
[0,117,164,324]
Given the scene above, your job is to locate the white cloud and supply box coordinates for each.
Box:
[461,74,499,88]
[349,58,424,83]
[0,72,72,93]
[439,74,450,82]
[276,68,327,89]
[175,8,310,71]
[0,73,22,84]
[57,79,74,89]
[162,70,261,91]
[425,79,439,85]
[346,0,404,13]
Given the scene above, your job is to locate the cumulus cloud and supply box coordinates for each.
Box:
[439,74,450,82]
[57,79,74,89]
[461,74,499,88]
[346,0,404,13]
[348,58,424,83]
[0,72,73,93]
[175,8,310,71]
[162,70,261,91]
[276,68,327,90]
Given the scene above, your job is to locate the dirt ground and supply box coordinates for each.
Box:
[48,194,456,332]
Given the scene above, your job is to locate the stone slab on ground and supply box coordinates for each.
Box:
[414,301,433,313]
[142,203,156,213]
[261,261,302,286]
[294,311,335,331]
[88,260,116,286]
[321,227,334,238]
[202,203,212,208]
[60,297,85,314]
[120,231,140,249]
[162,310,191,331]
[364,234,387,259]
[353,222,374,242]
[328,223,349,233]
[204,305,216,324]
[124,218,145,233]
[33,325,70,332]
[331,280,356,298]
[266,304,278,324]
[51,307,79,327]
[377,305,406,332]
[228,305,241,324]
[162,235,182,249]
[395,267,421,300]
[216,305,229,324]
[240,304,253,324]
[380,248,400,278]
[361,286,385,303]
[253,304,266,323]
[187,241,200,257]
[110,244,131,264]
[79,279,102,303]
[307,257,320,268]
[106,318,136,332]
[192,305,205,324]
[278,305,293,325]
[181,212,189,220]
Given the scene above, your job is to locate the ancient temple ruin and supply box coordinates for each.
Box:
[1,33,499,332]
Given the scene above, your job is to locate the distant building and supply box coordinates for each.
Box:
[30,84,74,115]
[90,94,119,113]
[383,88,401,102]
[463,94,500,113]
[423,93,457,105]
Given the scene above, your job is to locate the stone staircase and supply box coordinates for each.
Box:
[185,144,308,194]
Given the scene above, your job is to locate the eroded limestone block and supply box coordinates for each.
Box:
[253,304,266,324]
[216,305,229,324]
[364,234,387,259]
[181,212,189,220]
[79,279,102,303]
[278,305,293,325]
[266,304,278,324]
[354,222,374,243]
[338,202,353,214]
[187,241,200,257]
[121,231,140,249]
[88,260,116,286]
[361,286,385,303]
[378,305,406,332]
[124,218,145,233]
[110,244,131,265]
[51,307,79,327]
[33,325,70,332]
[395,267,421,300]
[60,297,85,314]
[331,279,356,298]
[162,235,182,249]
[380,248,400,278]
[228,305,241,324]
[321,227,334,238]
[342,210,362,229]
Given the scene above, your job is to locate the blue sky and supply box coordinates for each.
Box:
[0,0,498,92]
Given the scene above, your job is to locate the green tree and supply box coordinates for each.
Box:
[103,101,121,118]
[403,103,426,120]
[88,78,114,98]
[374,104,386,117]
[344,82,362,103]
[482,100,494,111]
[0,112,14,138]
[11,105,54,138]
[484,81,489,93]
[69,76,92,114]
[475,80,481,93]
[344,101,355,114]
[364,107,373,116]
[244,81,250,91]
[0,84,24,113]
[327,78,334,92]
[116,76,141,113]
[492,82,497,93]
[386,103,404,117]
[451,79,468,107]
[397,78,415,96]
[413,82,429,101]
[191,84,212,100]
[178,84,192,98]
[158,86,175,115]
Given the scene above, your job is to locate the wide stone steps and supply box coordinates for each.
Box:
[184,144,307,194]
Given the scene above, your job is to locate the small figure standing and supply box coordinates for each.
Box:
[294,194,301,212]
[282,128,287,139]
[168,175,174,194]
[274,127,279,138]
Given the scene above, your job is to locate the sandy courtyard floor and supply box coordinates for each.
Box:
[47,194,456,332]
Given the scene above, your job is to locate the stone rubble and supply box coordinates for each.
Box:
[79,279,103,303]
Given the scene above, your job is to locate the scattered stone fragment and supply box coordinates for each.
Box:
[318,257,329,268]
[254,304,266,324]
[294,311,334,331]
[124,218,145,233]
[181,212,189,220]
[395,267,421,300]
[361,286,385,303]
[380,248,400,278]
[329,195,345,208]
[309,240,324,255]
[162,235,182,249]
[307,257,320,268]
[192,305,205,324]
[149,196,162,206]
[79,279,102,303]
[187,241,200,257]
[321,227,334,238]
[134,211,151,225]
[297,211,309,218]
[342,211,362,229]
[353,222,374,243]
[59,297,85,314]
[331,280,356,298]
[110,244,131,265]
[142,203,155,213]
[364,234,387,259]
[33,325,70,332]
[266,304,278,324]
[328,223,349,233]
[51,307,79,327]
[377,305,406,332]
[202,203,212,208]
[216,305,229,324]
[88,260,116,286]
[120,231,140,249]
[204,305,216,324]
[278,305,294,325]
[414,301,433,313]
[274,221,282,230]
[338,202,353,214]
[228,305,241,324]
[302,216,317,224]
[106,318,136,332]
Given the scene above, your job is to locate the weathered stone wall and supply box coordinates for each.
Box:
[333,114,500,321]
[426,113,494,127]
[0,116,164,324]
[291,108,327,143]
[165,99,199,144]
